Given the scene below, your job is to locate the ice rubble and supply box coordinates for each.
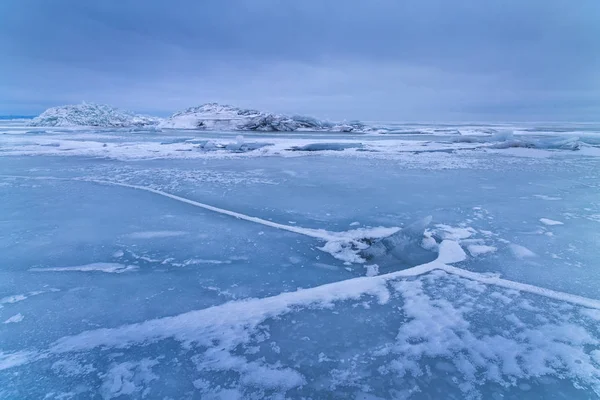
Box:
[30,103,160,128]
[158,103,375,132]
[453,131,584,151]
[359,216,438,268]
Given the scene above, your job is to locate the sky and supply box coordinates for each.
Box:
[1,0,599,121]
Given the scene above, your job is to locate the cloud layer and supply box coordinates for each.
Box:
[1,0,599,120]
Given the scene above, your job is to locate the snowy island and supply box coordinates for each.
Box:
[158,103,374,132]
[31,103,160,128]
[31,102,378,133]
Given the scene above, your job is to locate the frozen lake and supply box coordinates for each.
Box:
[1,122,600,399]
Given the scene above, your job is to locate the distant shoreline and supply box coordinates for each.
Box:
[0,116,34,120]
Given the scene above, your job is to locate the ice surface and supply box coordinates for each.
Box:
[467,244,497,256]
[1,120,600,398]
[124,230,188,239]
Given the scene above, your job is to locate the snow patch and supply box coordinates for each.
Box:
[539,218,564,226]
[0,294,27,306]
[436,240,467,264]
[3,313,24,324]
[101,358,159,399]
[534,194,562,201]
[467,244,497,257]
[509,244,537,258]
[0,288,59,308]
[364,264,380,277]
[0,351,39,370]
[172,259,232,266]
[30,263,138,273]
[434,224,476,240]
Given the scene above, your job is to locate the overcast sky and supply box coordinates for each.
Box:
[1,0,599,121]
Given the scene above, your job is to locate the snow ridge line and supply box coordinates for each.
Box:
[370,262,600,310]
[90,179,344,241]
[436,264,600,310]
[2,174,599,310]
[1,260,599,372]
[0,175,358,242]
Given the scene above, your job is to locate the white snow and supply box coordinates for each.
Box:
[421,236,438,251]
[534,195,562,201]
[31,103,159,127]
[509,244,537,258]
[45,272,393,355]
[539,218,564,226]
[172,259,232,266]
[5,126,594,165]
[0,351,38,370]
[581,308,600,321]
[3,258,600,400]
[30,263,138,273]
[2,263,598,394]
[0,294,27,306]
[364,264,380,277]
[467,244,497,256]
[158,103,374,132]
[434,224,476,240]
[436,240,467,264]
[0,288,59,308]
[101,358,158,399]
[3,313,24,324]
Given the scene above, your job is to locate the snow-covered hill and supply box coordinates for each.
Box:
[30,102,379,132]
[31,103,160,127]
[159,103,374,132]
